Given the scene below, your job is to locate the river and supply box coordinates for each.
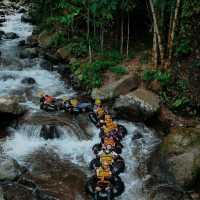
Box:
[0,3,160,200]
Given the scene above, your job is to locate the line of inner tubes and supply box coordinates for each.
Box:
[39,95,127,200]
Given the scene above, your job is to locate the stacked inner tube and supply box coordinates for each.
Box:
[86,105,128,200]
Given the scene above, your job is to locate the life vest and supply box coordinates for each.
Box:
[104,137,116,147]
[96,107,105,118]
[70,99,78,107]
[44,96,54,104]
[100,153,114,165]
[96,167,112,182]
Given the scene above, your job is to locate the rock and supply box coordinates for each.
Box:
[38,31,55,48]
[3,32,19,40]
[56,47,71,61]
[26,35,38,47]
[17,7,26,13]
[161,126,200,187]
[149,184,190,200]
[114,88,160,120]
[21,77,36,85]
[91,74,140,100]
[0,157,22,181]
[18,40,26,46]
[2,185,34,200]
[148,80,162,93]
[23,151,89,200]
[19,48,38,59]
[21,13,34,24]
[0,96,26,115]
[0,16,5,23]
[39,59,53,70]
[0,187,5,200]
[0,30,5,39]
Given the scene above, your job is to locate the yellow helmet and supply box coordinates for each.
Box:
[95,98,101,105]
[62,96,69,101]
[70,99,78,107]
[37,91,45,97]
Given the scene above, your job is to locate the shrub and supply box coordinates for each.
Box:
[49,32,65,47]
[143,69,171,87]
[109,65,128,75]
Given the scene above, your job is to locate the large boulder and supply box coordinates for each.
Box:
[21,13,34,23]
[56,47,71,61]
[0,96,26,115]
[91,74,140,100]
[19,47,38,59]
[38,31,55,48]
[114,88,160,120]
[0,157,22,181]
[22,151,89,200]
[161,126,200,187]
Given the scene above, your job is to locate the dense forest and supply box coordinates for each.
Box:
[27,0,200,116]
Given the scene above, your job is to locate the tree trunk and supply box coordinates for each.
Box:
[152,26,158,68]
[167,0,181,68]
[87,8,92,63]
[149,0,165,66]
[120,14,124,55]
[126,12,130,58]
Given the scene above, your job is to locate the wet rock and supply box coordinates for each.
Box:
[21,77,36,85]
[17,7,26,13]
[91,74,140,100]
[0,157,22,181]
[0,187,5,200]
[2,183,35,200]
[26,35,38,47]
[39,59,53,70]
[38,31,55,48]
[161,126,200,187]
[18,40,26,46]
[114,88,160,121]
[3,32,19,40]
[56,47,71,62]
[40,125,60,139]
[19,47,38,59]
[0,96,26,115]
[23,151,89,200]
[21,13,34,24]
[0,16,5,23]
[149,184,190,200]
[0,30,5,39]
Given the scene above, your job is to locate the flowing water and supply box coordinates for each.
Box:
[0,6,160,200]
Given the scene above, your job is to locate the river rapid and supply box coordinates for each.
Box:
[0,3,160,200]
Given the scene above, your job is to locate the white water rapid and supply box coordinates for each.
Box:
[0,8,160,200]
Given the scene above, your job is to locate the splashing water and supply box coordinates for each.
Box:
[0,8,160,200]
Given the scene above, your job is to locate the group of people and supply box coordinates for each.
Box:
[39,94,127,200]
[39,93,92,114]
[86,99,127,200]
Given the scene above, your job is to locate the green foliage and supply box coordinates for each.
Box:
[100,50,123,64]
[192,59,200,69]
[143,69,171,87]
[175,39,192,56]
[171,96,190,109]
[81,60,115,88]
[71,40,88,57]
[109,66,128,75]
[49,32,66,47]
